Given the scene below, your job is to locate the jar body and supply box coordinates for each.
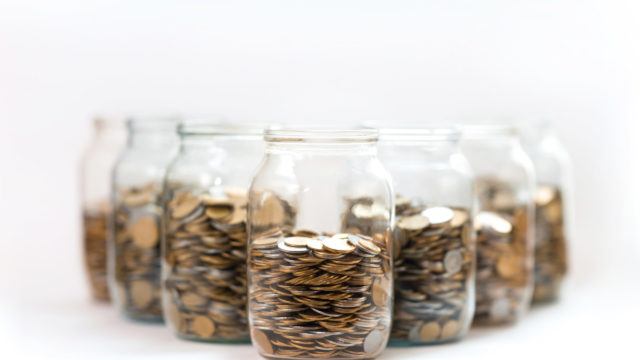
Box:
[462,134,535,325]
[522,128,571,303]
[247,138,394,360]
[110,122,179,321]
[162,134,263,342]
[380,136,475,345]
[81,118,125,301]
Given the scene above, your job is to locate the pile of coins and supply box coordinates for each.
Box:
[532,185,568,302]
[391,197,474,344]
[473,178,533,325]
[248,230,392,359]
[112,183,163,320]
[83,203,110,302]
[341,197,390,236]
[163,186,249,341]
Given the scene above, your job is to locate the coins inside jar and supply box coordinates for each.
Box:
[532,184,568,303]
[163,186,249,341]
[83,201,111,302]
[249,229,392,359]
[391,197,474,344]
[473,178,533,325]
[113,183,163,320]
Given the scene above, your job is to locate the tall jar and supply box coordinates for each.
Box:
[162,122,264,342]
[247,129,394,360]
[80,116,126,301]
[520,122,571,303]
[379,128,475,345]
[461,125,535,325]
[109,117,180,321]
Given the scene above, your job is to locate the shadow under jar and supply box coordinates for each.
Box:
[520,122,572,303]
[162,122,264,342]
[81,116,126,302]
[247,128,394,360]
[378,128,476,345]
[461,125,536,326]
[110,117,180,321]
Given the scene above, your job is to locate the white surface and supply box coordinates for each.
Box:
[1,0,639,359]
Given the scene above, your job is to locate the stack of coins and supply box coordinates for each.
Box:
[163,186,249,341]
[473,178,533,325]
[113,183,163,320]
[248,230,392,359]
[532,185,568,303]
[391,199,474,344]
[83,202,111,302]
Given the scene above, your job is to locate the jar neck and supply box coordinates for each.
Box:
[179,134,261,154]
[266,141,377,156]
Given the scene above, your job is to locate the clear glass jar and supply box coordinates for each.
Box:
[520,122,571,303]
[461,125,535,325]
[109,117,180,321]
[80,116,126,301]
[162,122,264,342]
[247,129,394,360]
[379,128,475,345]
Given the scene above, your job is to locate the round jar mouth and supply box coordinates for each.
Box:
[461,124,517,139]
[127,116,181,132]
[265,128,378,143]
[179,121,267,137]
[378,127,460,142]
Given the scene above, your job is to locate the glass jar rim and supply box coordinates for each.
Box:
[378,127,460,142]
[179,121,266,137]
[462,124,517,138]
[127,116,181,132]
[264,127,378,143]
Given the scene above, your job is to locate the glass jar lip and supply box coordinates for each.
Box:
[378,127,460,142]
[178,121,267,137]
[461,124,518,138]
[126,116,181,132]
[265,127,378,143]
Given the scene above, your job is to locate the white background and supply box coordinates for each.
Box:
[1,1,639,359]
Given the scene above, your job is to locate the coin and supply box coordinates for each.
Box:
[475,211,512,234]
[130,279,154,309]
[440,320,460,339]
[419,322,441,342]
[252,328,273,355]
[363,329,385,355]
[443,249,463,274]
[322,236,356,253]
[397,214,430,231]
[421,207,455,226]
[191,315,216,338]
[130,216,159,249]
[172,194,201,219]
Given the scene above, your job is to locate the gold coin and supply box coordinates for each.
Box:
[450,209,469,228]
[172,194,201,219]
[130,280,154,309]
[181,292,207,308]
[130,216,158,249]
[284,236,309,247]
[251,328,273,355]
[206,205,233,220]
[397,214,430,231]
[497,253,520,279]
[421,207,454,226]
[306,238,324,251]
[419,321,441,342]
[372,278,389,308]
[440,320,460,339]
[191,315,216,338]
[322,236,356,253]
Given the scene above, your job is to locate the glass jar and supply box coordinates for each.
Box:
[520,121,571,303]
[247,129,394,360]
[80,116,126,301]
[162,122,264,342]
[461,125,535,325]
[109,117,180,321]
[379,128,475,345]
